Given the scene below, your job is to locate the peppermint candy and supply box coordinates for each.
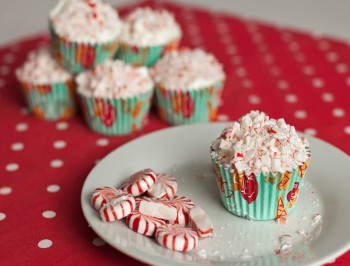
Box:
[120,168,157,196]
[126,210,166,236]
[139,197,177,221]
[99,193,136,222]
[189,206,213,238]
[91,186,124,211]
[169,196,195,225]
[147,173,178,199]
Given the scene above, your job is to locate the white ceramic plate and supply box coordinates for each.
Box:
[81,123,350,266]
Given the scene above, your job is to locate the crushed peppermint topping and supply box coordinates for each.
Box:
[76,60,154,99]
[152,48,225,90]
[211,110,310,175]
[15,47,72,84]
[50,0,122,43]
[120,7,182,46]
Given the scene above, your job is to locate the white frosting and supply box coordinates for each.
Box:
[152,48,225,90]
[50,0,122,43]
[211,110,310,175]
[120,7,182,46]
[16,47,72,84]
[76,60,154,99]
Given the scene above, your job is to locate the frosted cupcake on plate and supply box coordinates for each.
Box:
[210,111,311,221]
[15,47,77,120]
[151,48,225,125]
[76,60,154,135]
[49,0,122,73]
[116,7,182,67]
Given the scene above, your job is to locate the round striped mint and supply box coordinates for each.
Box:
[91,187,124,211]
[169,196,196,225]
[155,224,199,252]
[120,169,157,196]
[99,193,136,222]
[147,173,178,199]
[126,210,166,236]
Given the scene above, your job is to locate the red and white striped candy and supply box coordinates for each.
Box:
[147,173,178,199]
[139,197,177,221]
[169,196,196,225]
[189,206,213,238]
[99,193,135,222]
[120,168,157,196]
[126,210,166,236]
[91,187,124,211]
[155,224,199,252]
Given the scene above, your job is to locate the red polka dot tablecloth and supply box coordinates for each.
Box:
[0,0,349,265]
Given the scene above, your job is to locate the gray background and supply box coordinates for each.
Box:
[0,0,349,46]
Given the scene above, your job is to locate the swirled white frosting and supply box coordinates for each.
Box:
[76,60,154,99]
[120,7,182,46]
[50,0,122,43]
[16,47,72,84]
[211,111,310,175]
[151,48,225,90]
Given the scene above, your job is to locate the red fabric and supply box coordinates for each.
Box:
[0,0,349,265]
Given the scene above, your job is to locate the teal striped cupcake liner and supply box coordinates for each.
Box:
[210,148,311,220]
[115,39,180,67]
[154,80,224,125]
[18,79,77,121]
[50,25,119,74]
[79,90,153,136]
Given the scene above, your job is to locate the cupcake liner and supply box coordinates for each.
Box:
[211,148,311,220]
[78,90,153,136]
[50,25,119,74]
[18,79,77,120]
[115,39,180,67]
[154,80,224,125]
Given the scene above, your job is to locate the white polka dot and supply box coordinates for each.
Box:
[235,67,246,77]
[20,108,29,115]
[220,35,232,44]
[47,185,60,193]
[304,128,317,136]
[294,110,307,119]
[285,94,298,103]
[3,53,15,64]
[0,213,6,221]
[6,163,19,172]
[190,37,202,46]
[0,66,10,75]
[92,237,106,246]
[289,42,300,52]
[264,54,274,64]
[326,52,338,63]
[248,95,261,105]
[53,140,66,149]
[38,239,53,249]
[225,44,237,55]
[242,79,253,88]
[187,24,200,36]
[0,78,5,88]
[231,55,242,65]
[295,53,305,62]
[96,138,109,147]
[318,40,330,51]
[303,65,314,76]
[217,114,229,122]
[344,126,350,135]
[50,159,63,168]
[332,108,345,117]
[336,63,348,74]
[42,211,56,219]
[270,66,281,76]
[277,80,289,90]
[346,77,350,86]
[281,32,293,42]
[312,78,324,88]
[321,92,334,102]
[215,22,229,34]
[56,122,68,130]
[11,142,24,151]
[252,33,263,43]
[257,43,268,53]
[15,122,28,132]
[0,187,12,195]
[246,22,258,33]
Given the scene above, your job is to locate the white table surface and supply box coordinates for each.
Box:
[0,0,349,46]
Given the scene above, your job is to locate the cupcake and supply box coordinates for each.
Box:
[210,111,311,221]
[15,47,77,120]
[151,48,225,125]
[116,7,182,67]
[76,60,154,135]
[49,0,122,73]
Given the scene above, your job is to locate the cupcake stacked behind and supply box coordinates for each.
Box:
[49,0,122,74]
[15,47,77,120]
[76,60,154,135]
[117,7,182,67]
[151,48,226,125]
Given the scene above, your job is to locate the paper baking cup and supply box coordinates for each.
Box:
[154,80,224,125]
[18,79,77,121]
[210,148,311,220]
[50,25,119,74]
[115,39,180,67]
[78,90,153,136]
